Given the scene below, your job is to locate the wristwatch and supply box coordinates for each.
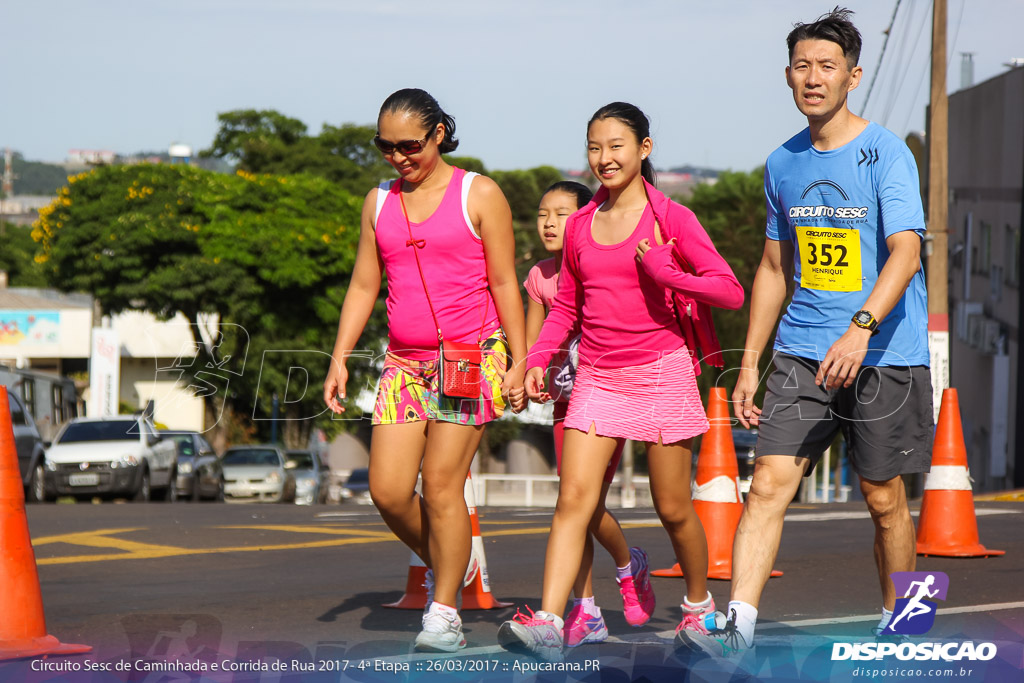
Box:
[852,310,879,335]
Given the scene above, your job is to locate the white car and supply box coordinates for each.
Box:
[44,416,178,502]
[222,446,296,503]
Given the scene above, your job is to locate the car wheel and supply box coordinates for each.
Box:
[26,463,47,503]
[163,476,178,503]
[215,478,225,503]
[133,470,151,502]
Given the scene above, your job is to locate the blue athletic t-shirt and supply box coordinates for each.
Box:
[765,122,929,367]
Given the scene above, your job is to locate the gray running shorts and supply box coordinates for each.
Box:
[755,353,934,481]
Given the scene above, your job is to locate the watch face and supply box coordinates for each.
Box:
[854,311,874,327]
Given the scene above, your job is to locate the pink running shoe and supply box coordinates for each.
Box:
[563,604,609,647]
[617,547,656,627]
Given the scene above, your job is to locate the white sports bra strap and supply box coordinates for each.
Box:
[373,180,393,227]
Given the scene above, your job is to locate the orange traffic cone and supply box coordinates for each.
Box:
[652,387,782,580]
[916,388,1004,558]
[460,473,512,610]
[384,473,511,610]
[0,386,91,660]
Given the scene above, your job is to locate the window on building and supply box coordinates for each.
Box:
[1006,224,1020,287]
[977,221,992,275]
[52,385,64,424]
[21,379,35,415]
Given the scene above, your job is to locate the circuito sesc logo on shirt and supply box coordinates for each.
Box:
[885,571,950,635]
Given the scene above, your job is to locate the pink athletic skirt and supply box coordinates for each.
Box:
[563,347,709,444]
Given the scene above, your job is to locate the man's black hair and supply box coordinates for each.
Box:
[787,7,862,67]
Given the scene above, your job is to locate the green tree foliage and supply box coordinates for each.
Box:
[200,110,394,196]
[489,165,567,285]
[34,164,385,448]
[683,168,778,398]
[0,223,48,286]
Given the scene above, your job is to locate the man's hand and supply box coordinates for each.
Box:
[816,325,872,390]
[732,366,763,429]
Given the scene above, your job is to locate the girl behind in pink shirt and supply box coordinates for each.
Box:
[525,182,653,648]
[499,103,743,659]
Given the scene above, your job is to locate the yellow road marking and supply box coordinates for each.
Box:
[32,528,144,546]
[32,519,662,567]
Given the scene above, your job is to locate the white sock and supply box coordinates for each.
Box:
[574,596,599,616]
[616,562,632,582]
[728,600,757,646]
[877,607,893,633]
[429,601,458,621]
[683,591,714,611]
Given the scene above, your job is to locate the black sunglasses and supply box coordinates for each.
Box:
[372,132,433,156]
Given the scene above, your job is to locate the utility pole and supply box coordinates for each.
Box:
[1,148,14,238]
[926,0,949,421]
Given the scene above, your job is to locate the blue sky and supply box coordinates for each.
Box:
[4,0,1022,173]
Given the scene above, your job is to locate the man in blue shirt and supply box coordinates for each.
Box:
[678,7,933,657]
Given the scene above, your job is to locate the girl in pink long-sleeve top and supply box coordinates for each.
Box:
[498,102,744,660]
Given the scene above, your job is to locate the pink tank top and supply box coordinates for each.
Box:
[375,167,499,360]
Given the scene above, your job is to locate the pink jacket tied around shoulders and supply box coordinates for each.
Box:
[560,179,743,375]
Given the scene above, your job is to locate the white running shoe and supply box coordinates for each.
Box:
[414,608,467,653]
[497,606,564,661]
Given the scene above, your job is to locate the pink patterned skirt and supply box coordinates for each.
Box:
[563,346,709,444]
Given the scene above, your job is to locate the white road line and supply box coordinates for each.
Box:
[313,511,379,518]
[518,507,1020,526]
[756,600,1024,631]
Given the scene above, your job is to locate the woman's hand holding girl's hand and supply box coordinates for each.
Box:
[524,367,551,404]
[501,362,527,413]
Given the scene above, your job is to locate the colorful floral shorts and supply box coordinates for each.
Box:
[372,330,508,426]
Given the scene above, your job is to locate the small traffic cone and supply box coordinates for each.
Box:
[0,386,91,660]
[384,472,511,610]
[460,472,512,609]
[382,553,431,610]
[916,389,1005,558]
[652,387,782,580]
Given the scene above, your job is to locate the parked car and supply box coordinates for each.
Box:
[7,392,48,503]
[222,445,296,503]
[161,430,224,502]
[44,416,178,502]
[285,450,329,505]
[340,467,372,504]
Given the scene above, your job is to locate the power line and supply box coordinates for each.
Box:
[900,0,967,133]
[860,0,904,117]
[881,2,931,127]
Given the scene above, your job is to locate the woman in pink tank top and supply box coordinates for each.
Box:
[499,103,743,659]
[323,89,526,653]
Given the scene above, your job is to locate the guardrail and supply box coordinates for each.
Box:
[473,473,652,509]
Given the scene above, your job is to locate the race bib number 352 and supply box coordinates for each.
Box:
[796,226,862,292]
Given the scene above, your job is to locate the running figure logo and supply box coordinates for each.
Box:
[886,571,949,635]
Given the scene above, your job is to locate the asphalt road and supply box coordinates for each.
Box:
[2,499,1022,682]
